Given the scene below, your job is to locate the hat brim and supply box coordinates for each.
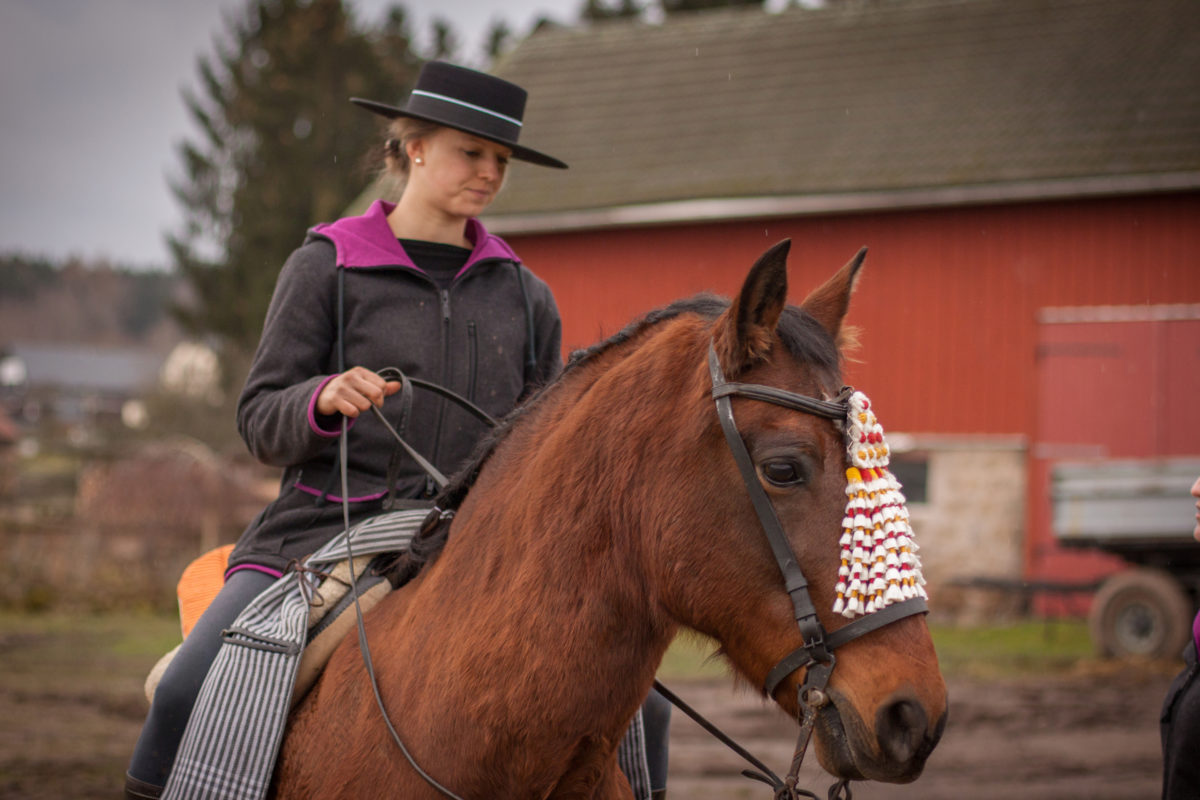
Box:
[350,97,568,170]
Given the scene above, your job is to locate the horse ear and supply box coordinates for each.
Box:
[799,247,866,345]
[714,239,791,376]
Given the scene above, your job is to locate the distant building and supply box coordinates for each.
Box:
[1,342,165,428]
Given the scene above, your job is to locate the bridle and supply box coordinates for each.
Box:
[338,343,928,800]
[707,344,928,799]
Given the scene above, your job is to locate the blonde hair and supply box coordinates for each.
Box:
[382,118,443,187]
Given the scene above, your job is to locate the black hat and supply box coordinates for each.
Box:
[351,61,567,170]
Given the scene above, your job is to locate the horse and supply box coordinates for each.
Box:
[274,241,948,797]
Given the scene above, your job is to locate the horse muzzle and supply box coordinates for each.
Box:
[815,687,947,783]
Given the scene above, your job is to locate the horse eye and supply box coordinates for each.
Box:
[761,459,805,487]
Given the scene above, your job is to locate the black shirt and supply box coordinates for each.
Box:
[400,239,472,290]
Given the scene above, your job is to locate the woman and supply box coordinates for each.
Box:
[1160,474,1200,799]
[124,61,567,799]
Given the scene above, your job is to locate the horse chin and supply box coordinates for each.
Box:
[812,703,865,781]
[813,690,940,784]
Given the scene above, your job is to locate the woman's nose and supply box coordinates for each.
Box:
[480,156,503,181]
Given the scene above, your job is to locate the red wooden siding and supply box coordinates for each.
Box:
[503,191,1200,586]
[505,193,1200,439]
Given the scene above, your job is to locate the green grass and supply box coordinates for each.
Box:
[0,609,181,663]
[658,633,732,680]
[929,619,1096,679]
[0,611,1101,686]
[655,620,1099,682]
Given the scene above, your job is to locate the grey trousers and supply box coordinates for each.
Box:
[127,570,276,787]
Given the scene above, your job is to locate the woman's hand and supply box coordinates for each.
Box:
[316,367,401,418]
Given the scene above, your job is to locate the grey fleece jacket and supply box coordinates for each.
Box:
[228,200,562,574]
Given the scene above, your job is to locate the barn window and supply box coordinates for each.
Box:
[888,454,929,505]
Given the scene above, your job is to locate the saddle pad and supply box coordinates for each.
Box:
[179,544,236,638]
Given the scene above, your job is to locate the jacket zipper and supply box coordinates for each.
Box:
[426,288,453,497]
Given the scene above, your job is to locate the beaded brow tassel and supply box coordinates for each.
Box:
[833,392,927,618]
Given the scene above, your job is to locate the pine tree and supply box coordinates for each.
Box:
[580,0,643,22]
[660,0,764,15]
[169,0,422,377]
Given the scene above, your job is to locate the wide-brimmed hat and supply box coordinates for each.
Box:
[351,61,567,169]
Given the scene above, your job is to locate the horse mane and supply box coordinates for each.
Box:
[383,292,842,586]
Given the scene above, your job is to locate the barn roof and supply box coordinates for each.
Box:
[390,0,1198,233]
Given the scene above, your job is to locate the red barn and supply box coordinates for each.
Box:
[355,0,1200,631]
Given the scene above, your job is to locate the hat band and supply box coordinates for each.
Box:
[411,90,523,128]
[407,90,524,145]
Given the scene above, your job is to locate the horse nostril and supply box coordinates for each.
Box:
[876,697,928,764]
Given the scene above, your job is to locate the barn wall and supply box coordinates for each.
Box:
[502,191,1200,592]
[505,192,1200,439]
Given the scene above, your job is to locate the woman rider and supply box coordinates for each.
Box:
[126,60,669,800]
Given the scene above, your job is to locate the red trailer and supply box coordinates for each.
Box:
[1035,309,1200,657]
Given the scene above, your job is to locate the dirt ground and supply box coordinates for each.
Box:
[664,662,1174,800]
[0,615,1177,800]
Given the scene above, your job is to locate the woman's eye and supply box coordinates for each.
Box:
[761,460,806,487]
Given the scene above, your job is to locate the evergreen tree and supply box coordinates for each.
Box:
[660,0,764,15]
[169,0,421,376]
[580,0,643,22]
[484,19,513,61]
[430,18,460,60]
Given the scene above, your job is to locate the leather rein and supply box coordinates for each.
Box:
[335,344,927,799]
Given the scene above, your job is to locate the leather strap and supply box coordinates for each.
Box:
[372,366,500,494]
[763,597,928,697]
[712,382,850,421]
[709,348,828,654]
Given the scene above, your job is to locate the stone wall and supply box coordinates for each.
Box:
[897,435,1028,623]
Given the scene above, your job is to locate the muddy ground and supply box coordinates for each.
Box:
[664,661,1174,800]
[0,614,1176,800]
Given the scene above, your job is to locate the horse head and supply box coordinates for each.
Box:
[649,241,947,784]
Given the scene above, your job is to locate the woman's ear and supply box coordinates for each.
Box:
[406,139,424,166]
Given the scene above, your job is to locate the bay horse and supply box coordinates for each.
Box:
[274,242,947,797]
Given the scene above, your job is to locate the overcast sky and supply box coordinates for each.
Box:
[0,0,580,269]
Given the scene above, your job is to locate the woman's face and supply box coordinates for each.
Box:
[406,127,511,219]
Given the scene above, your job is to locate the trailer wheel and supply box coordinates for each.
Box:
[1089,568,1192,659]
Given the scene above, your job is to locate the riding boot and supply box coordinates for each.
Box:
[651,791,666,800]
[124,773,164,799]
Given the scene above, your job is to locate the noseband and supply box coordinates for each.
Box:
[707,344,928,798]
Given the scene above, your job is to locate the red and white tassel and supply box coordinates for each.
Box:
[832,392,927,618]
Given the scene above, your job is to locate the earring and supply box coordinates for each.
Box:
[414,157,424,165]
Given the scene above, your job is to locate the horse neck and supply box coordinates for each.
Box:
[413,322,709,712]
